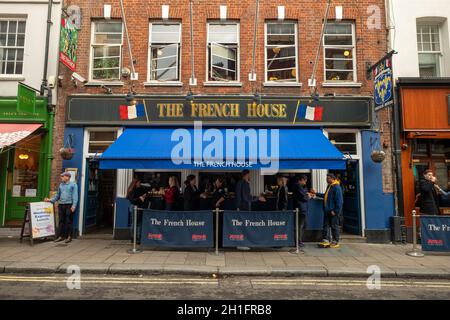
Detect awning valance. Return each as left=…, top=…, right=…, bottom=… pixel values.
left=0, top=123, right=42, bottom=149
left=99, top=127, right=346, bottom=170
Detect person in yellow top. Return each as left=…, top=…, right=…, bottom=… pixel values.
left=312, top=174, right=344, bottom=249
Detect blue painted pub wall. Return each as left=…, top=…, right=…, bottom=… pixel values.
left=61, top=127, right=84, bottom=233
left=361, top=130, right=395, bottom=232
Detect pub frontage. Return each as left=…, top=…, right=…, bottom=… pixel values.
left=62, top=94, right=395, bottom=243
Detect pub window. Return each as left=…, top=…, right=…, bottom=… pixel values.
left=265, top=22, right=298, bottom=83
left=90, top=21, right=123, bottom=81
left=0, top=19, right=26, bottom=75
left=328, top=132, right=357, bottom=155
left=88, top=131, right=118, bottom=154
left=148, top=23, right=181, bottom=82
left=323, top=22, right=356, bottom=82
left=207, top=22, right=239, bottom=82
left=417, top=23, right=442, bottom=77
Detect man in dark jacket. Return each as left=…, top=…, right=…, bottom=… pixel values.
left=235, top=170, right=252, bottom=211
left=292, top=175, right=310, bottom=247
left=316, top=173, right=344, bottom=249
left=275, top=175, right=289, bottom=211
left=419, top=170, right=440, bottom=215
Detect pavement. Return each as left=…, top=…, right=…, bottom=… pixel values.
left=0, top=238, right=449, bottom=279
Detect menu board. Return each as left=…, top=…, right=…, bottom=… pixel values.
left=29, top=202, right=56, bottom=239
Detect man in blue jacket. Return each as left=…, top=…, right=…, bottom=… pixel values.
left=315, top=173, right=343, bottom=249
left=45, top=172, right=78, bottom=243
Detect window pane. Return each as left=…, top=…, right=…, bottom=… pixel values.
left=208, top=24, right=238, bottom=43
left=324, top=35, right=353, bottom=46
left=419, top=53, right=440, bottom=77
left=211, top=66, right=236, bottom=81
left=325, top=23, right=352, bottom=35
left=7, top=48, right=15, bottom=60
left=93, top=68, right=120, bottom=80
left=326, top=70, right=354, bottom=81
left=325, top=48, right=353, bottom=60
left=334, top=144, right=357, bottom=155
left=154, top=67, right=177, bottom=81
left=12, top=135, right=41, bottom=197
left=7, top=34, right=15, bottom=46
left=151, top=24, right=180, bottom=43
left=18, top=21, right=26, bottom=33
left=328, top=133, right=356, bottom=143
left=0, top=34, right=6, bottom=46
left=16, top=34, right=25, bottom=46
left=6, top=61, right=14, bottom=74
left=326, top=59, right=354, bottom=71
left=267, top=69, right=296, bottom=81
left=93, top=46, right=120, bottom=58
left=0, top=48, right=4, bottom=60
left=267, top=23, right=295, bottom=35
left=152, top=48, right=177, bottom=69
left=93, top=56, right=120, bottom=69
left=15, top=61, right=23, bottom=74
left=0, top=21, right=7, bottom=32
left=8, top=21, right=17, bottom=33
left=90, top=131, right=117, bottom=142
left=94, top=32, right=122, bottom=44
left=267, top=34, right=295, bottom=45
left=95, top=22, right=122, bottom=33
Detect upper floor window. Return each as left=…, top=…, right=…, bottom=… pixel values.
left=323, top=22, right=356, bottom=82
left=90, top=21, right=123, bottom=81
left=265, top=22, right=298, bottom=83
left=148, top=23, right=181, bottom=82
left=207, top=22, right=239, bottom=82
left=328, top=132, right=358, bottom=156
left=417, top=23, right=442, bottom=77
left=0, top=19, right=26, bottom=75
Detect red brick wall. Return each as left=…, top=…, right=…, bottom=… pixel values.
left=52, top=0, right=390, bottom=190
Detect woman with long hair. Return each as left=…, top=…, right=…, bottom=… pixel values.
left=164, top=176, right=180, bottom=211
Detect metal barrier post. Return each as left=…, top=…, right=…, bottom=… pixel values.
left=215, top=208, right=220, bottom=256
left=406, top=210, right=424, bottom=257
left=295, top=208, right=300, bottom=254
left=128, top=205, right=142, bottom=254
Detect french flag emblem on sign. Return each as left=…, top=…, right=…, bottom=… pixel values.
left=119, top=104, right=145, bottom=120
left=298, top=104, right=323, bottom=121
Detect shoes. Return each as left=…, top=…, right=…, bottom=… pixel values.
left=298, top=242, right=305, bottom=248
left=236, top=246, right=251, bottom=251
left=64, top=237, right=72, bottom=243
left=330, top=242, right=340, bottom=249
left=318, top=240, right=330, bottom=248
left=54, top=237, right=64, bottom=243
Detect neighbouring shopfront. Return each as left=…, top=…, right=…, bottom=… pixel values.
left=0, top=95, right=54, bottom=227
left=397, top=78, right=450, bottom=230
left=64, top=94, right=394, bottom=243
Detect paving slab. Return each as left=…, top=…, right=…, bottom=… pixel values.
left=219, top=266, right=271, bottom=276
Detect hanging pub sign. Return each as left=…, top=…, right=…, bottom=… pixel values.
left=373, top=56, right=394, bottom=111
left=59, top=16, right=78, bottom=71
left=17, top=82, right=36, bottom=114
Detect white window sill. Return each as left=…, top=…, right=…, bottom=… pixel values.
left=263, top=82, right=302, bottom=87
left=203, top=81, right=242, bottom=87
left=85, top=81, right=124, bottom=87
left=322, top=82, right=362, bottom=88
left=0, top=76, right=25, bottom=81
left=144, top=81, right=183, bottom=87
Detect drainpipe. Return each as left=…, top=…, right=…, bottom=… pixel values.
left=40, top=0, right=55, bottom=197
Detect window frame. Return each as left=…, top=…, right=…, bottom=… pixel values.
left=322, top=21, right=357, bottom=83
left=0, top=18, right=27, bottom=76
left=264, top=21, right=299, bottom=84
left=206, top=21, right=240, bottom=84
left=89, top=20, right=124, bottom=82
left=417, top=22, right=443, bottom=77
left=147, top=22, right=182, bottom=83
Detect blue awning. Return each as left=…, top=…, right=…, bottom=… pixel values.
left=99, top=127, right=346, bottom=170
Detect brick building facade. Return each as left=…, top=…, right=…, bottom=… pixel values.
left=53, top=0, right=395, bottom=242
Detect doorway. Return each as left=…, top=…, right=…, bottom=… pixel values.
left=83, top=159, right=116, bottom=234
left=330, top=160, right=362, bottom=235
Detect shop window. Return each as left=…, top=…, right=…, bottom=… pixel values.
left=11, top=135, right=41, bottom=197
left=90, top=21, right=123, bottom=81
left=0, top=19, right=26, bottom=75
left=88, top=131, right=118, bottom=154
left=417, top=23, right=442, bottom=77
left=323, top=22, right=356, bottom=82
left=207, top=22, right=239, bottom=82
left=265, top=22, right=298, bottom=83
left=328, top=132, right=357, bottom=155
left=148, top=23, right=181, bottom=82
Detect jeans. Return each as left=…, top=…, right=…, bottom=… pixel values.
left=58, top=204, right=74, bottom=239
left=322, top=211, right=340, bottom=243
left=298, top=213, right=307, bottom=243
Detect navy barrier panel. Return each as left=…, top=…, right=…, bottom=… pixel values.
left=141, top=210, right=214, bottom=248
left=222, top=211, right=295, bottom=248
left=420, top=215, right=450, bottom=252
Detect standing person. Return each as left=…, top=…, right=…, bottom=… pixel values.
left=183, top=174, right=201, bottom=211
left=212, top=177, right=226, bottom=210
left=292, top=175, right=311, bottom=247
left=126, top=178, right=147, bottom=243
left=164, top=176, right=180, bottom=211
left=419, top=170, right=440, bottom=215
left=235, top=169, right=252, bottom=211
left=234, top=170, right=252, bottom=250
left=275, top=175, right=289, bottom=211
left=315, top=173, right=343, bottom=249
left=44, top=172, right=78, bottom=243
